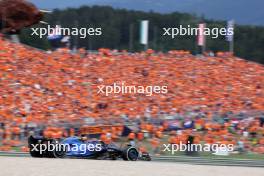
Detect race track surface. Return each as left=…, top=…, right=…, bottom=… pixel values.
left=0, top=157, right=263, bottom=176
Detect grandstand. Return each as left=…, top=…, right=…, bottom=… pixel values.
left=0, top=36, right=264, bottom=155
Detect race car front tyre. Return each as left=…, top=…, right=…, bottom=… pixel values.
left=122, top=147, right=139, bottom=161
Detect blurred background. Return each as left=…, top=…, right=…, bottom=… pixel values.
left=0, top=0, right=263, bottom=160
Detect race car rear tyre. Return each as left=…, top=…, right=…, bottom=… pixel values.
left=28, top=136, right=43, bottom=158
left=52, top=140, right=67, bottom=158
left=29, top=150, right=43, bottom=158
left=123, top=147, right=139, bottom=161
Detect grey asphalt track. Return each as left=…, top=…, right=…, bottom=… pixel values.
left=0, top=156, right=263, bottom=176
left=1, top=151, right=264, bottom=167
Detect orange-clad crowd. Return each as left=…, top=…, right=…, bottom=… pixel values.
left=0, top=36, right=263, bottom=154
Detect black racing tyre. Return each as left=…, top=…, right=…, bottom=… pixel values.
left=52, top=140, right=67, bottom=158
left=122, top=147, right=139, bottom=161
left=29, top=149, right=43, bottom=158
left=28, top=136, right=43, bottom=158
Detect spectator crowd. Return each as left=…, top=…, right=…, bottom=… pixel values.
left=0, top=36, right=263, bottom=155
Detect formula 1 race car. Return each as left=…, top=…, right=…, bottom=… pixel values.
left=28, top=136, right=151, bottom=161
